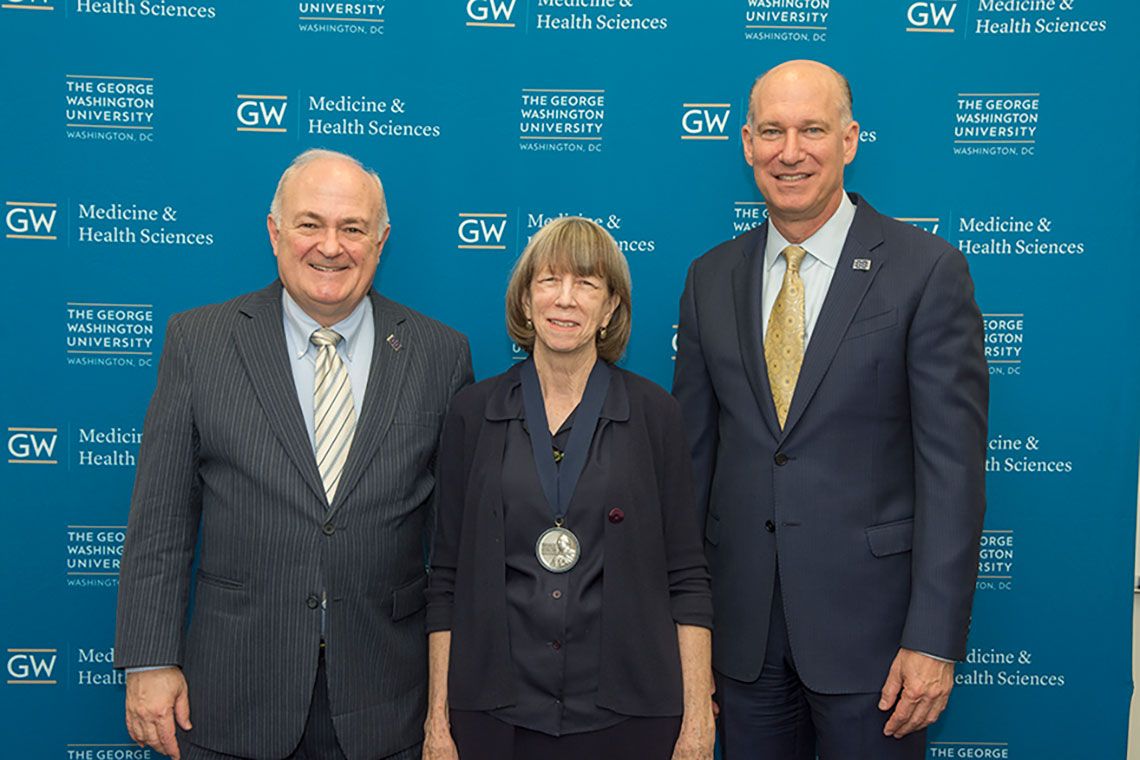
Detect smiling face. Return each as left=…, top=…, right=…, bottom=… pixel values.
left=742, top=61, right=859, bottom=241
left=267, top=156, right=389, bottom=326
left=505, top=216, right=632, bottom=363
left=524, top=267, right=618, bottom=363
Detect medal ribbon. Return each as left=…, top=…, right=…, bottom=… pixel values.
left=520, top=357, right=611, bottom=524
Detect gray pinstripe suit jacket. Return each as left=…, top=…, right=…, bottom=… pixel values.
left=114, top=281, right=472, bottom=760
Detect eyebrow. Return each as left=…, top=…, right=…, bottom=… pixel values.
left=754, top=120, right=831, bottom=134
left=293, top=211, right=370, bottom=227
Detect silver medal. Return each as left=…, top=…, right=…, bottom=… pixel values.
left=535, top=525, right=580, bottom=573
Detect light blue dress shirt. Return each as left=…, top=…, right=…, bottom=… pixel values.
left=761, top=191, right=856, bottom=347
left=282, top=289, right=376, bottom=639
left=280, top=289, right=374, bottom=450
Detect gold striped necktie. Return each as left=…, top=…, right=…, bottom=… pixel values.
left=311, top=328, right=356, bottom=504
left=765, top=245, right=808, bottom=428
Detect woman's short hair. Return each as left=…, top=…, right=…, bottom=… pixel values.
left=505, top=216, right=632, bottom=363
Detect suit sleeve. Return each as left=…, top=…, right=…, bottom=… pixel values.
left=671, top=261, right=720, bottom=530
left=448, top=336, right=475, bottom=400
left=901, top=247, right=988, bottom=660
left=114, top=316, right=203, bottom=669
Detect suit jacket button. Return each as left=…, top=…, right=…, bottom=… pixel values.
left=322, top=523, right=336, bottom=536
left=306, top=594, right=320, bottom=609
left=608, top=508, right=625, bottom=524
left=765, top=520, right=776, bottom=533
left=774, top=453, right=789, bottom=466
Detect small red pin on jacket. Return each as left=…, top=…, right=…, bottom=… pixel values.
left=386, top=333, right=402, bottom=351
left=607, top=508, right=624, bottom=524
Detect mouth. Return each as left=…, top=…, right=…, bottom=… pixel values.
left=309, top=263, right=348, bottom=273
left=548, top=318, right=579, bottom=329
left=774, top=173, right=811, bottom=182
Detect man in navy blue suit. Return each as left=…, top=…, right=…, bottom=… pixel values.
left=672, top=60, right=988, bottom=759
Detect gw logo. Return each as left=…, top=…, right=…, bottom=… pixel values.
left=466, top=0, right=517, bottom=28
left=906, top=2, right=956, bottom=32
left=236, top=94, right=288, bottom=133
left=896, top=217, right=942, bottom=236
left=6, top=648, right=58, bottom=685
left=2, top=0, right=56, bottom=11
left=5, top=201, right=58, bottom=240
left=7, top=426, right=59, bottom=464
left=680, top=103, right=731, bottom=141
left=457, top=213, right=508, bottom=250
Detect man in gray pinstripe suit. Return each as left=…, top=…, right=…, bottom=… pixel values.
left=114, top=149, right=473, bottom=760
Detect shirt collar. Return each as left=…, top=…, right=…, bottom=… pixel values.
left=764, top=191, right=856, bottom=272
left=281, top=289, right=372, bottom=362
left=486, top=358, right=630, bottom=423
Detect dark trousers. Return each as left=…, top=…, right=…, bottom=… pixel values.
left=717, top=576, right=926, bottom=760
left=450, top=709, right=682, bottom=760
left=179, top=650, right=359, bottom=760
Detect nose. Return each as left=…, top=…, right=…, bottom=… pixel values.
left=554, top=276, right=576, bottom=306
left=317, top=226, right=340, bottom=257
left=779, top=129, right=803, bottom=164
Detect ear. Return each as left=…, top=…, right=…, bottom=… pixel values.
left=842, top=119, right=860, bottom=166
left=376, top=224, right=391, bottom=257
left=602, top=294, right=620, bottom=327
left=742, top=122, right=756, bottom=166
left=267, top=214, right=280, bottom=257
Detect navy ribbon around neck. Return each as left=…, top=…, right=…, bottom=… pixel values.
left=519, top=357, right=611, bottom=524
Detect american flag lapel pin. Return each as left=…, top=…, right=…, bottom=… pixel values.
left=852, top=258, right=872, bottom=271
left=386, top=333, right=402, bottom=351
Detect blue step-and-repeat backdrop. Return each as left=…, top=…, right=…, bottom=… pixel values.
left=2, top=1, right=1138, bottom=757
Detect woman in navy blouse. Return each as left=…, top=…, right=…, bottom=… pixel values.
left=424, top=217, right=715, bottom=760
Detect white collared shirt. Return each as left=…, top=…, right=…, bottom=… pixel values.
left=761, top=192, right=857, bottom=347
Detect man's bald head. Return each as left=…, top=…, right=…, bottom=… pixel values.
left=747, top=60, right=853, bottom=129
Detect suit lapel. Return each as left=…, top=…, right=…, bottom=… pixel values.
left=328, top=290, right=408, bottom=516
left=731, top=226, right=781, bottom=438
left=780, top=197, right=886, bottom=439
left=233, top=282, right=327, bottom=506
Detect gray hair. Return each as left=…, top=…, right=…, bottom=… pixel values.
left=269, top=148, right=389, bottom=231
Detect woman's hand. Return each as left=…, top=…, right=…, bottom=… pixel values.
left=672, top=697, right=715, bottom=760
left=422, top=713, right=459, bottom=760
left=673, top=624, right=716, bottom=760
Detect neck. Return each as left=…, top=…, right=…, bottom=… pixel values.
left=769, top=189, right=845, bottom=244
left=532, top=345, right=597, bottom=404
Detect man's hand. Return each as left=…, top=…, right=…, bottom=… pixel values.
left=671, top=697, right=716, bottom=760
left=878, top=648, right=954, bottom=738
left=422, top=713, right=459, bottom=760
left=125, top=667, right=192, bottom=759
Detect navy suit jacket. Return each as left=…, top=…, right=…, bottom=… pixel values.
left=672, top=194, right=988, bottom=693
left=115, top=282, right=472, bottom=759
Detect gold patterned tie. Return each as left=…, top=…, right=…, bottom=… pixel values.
left=765, top=245, right=808, bottom=428
left=311, top=328, right=356, bottom=504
